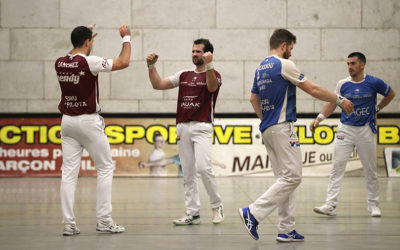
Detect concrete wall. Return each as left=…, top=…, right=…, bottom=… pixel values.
left=0, top=0, right=399, bottom=113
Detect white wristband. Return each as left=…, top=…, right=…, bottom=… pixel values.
left=336, top=95, right=344, bottom=106
left=148, top=64, right=155, bottom=70
left=317, top=113, right=326, bottom=121
left=205, top=63, right=214, bottom=71
left=122, top=35, right=131, bottom=43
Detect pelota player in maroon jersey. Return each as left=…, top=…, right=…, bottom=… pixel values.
left=55, top=24, right=131, bottom=236
left=146, top=39, right=224, bottom=225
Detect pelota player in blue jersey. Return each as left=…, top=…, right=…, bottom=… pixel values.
left=238, top=29, right=354, bottom=242
left=312, top=52, right=395, bottom=217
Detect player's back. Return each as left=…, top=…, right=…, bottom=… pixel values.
left=55, top=54, right=98, bottom=116
left=254, top=56, right=299, bottom=131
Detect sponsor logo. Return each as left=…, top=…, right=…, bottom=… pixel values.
left=181, top=102, right=200, bottom=108
left=183, top=95, right=197, bottom=100
left=257, top=79, right=272, bottom=85
left=336, top=135, right=344, bottom=140
left=299, top=73, right=305, bottom=81
left=101, top=58, right=109, bottom=68
left=350, top=107, right=370, bottom=117
left=258, top=63, right=274, bottom=70
left=57, top=61, right=79, bottom=68
left=181, top=95, right=201, bottom=109
left=261, top=99, right=274, bottom=111
left=57, top=72, right=80, bottom=84
left=289, top=140, right=300, bottom=147
left=64, top=101, right=87, bottom=108
left=65, top=96, right=77, bottom=101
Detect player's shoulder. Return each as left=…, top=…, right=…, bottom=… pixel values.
left=174, top=69, right=194, bottom=78
left=180, top=68, right=195, bottom=74
left=337, top=76, right=352, bottom=86
left=85, top=55, right=104, bottom=63
left=56, top=55, right=67, bottom=61
left=279, top=57, right=297, bottom=70
left=55, top=54, right=73, bottom=63
left=262, top=55, right=283, bottom=64
left=256, top=56, right=284, bottom=71
left=365, top=74, right=383, bottom=83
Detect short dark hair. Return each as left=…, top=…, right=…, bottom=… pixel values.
left=194, top=38, right=214, bottom=53
left=348, top=52, right=366, bottom=64
left=152, top=131, right=163, bottom=142
left=269, top=29, right=296, bottom=50
left=71, top=26, right=93, bottom=48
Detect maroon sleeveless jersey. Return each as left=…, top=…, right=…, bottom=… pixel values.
left=55, top=54, right=104, bottom=116
left=174, top=70, right=222, bottom=124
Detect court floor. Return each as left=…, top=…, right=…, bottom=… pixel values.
left=1, top=176, right=399, bottom=250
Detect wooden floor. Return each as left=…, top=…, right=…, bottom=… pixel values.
left=1, top=176, right=399, bottom=250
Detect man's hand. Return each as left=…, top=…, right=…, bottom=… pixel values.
left=119, top=24, right=130, bottom=38
left=339, top=98, right=354, bottom=114
left=202, top=52, right=213, bottom=65
left=146, top=53, right=159, bottom=67
left=309, top=119, right=320, bottom=133
left=138, top=161, right=146, bottom=169
left=88, top=24, right=98, bottom=39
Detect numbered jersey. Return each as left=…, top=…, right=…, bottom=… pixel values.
left=335, top=74, right=391, bottom=126
left=169, top=69, right=222, bottom=124
left=55, top=53, right=113, bottom=116
left=251, top=55, right=307, bottom=132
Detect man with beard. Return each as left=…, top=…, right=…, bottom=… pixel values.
left=238, top=29, right=354, bottom=242
left=146, top=39, right=224, bottom=225
left=55, top=24, right=131, bottom=236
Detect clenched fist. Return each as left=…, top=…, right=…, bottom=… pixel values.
left=146, top=53, right=159, bottom=67
left=202, top=51, right=213, bottom=65
left=119, top=24, right=131, bottom=38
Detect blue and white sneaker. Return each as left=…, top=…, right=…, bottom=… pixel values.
left=238, top=207, right=259, bottom=240
left=276, top=230, right=305, bottom=242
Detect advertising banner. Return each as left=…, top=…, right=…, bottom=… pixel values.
left=384, top=148, right=400, bottom=177
left=0, top=116, right=399, bottom=177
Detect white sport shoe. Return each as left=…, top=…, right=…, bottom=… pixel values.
left=173, top=214, right=201, bottom=226
left=368, top=205, right=381, bottom=217
left=63, top=224, right=80, bottom=236
left=313, top=204, right=337, bottom=216
left=212, top=205, right=224, bottom=224
left=96, top=220, right=125, bottom=233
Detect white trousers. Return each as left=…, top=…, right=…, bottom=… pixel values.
left=176, top=121, right=222, bottom=216
left=325, top=123, right=379, bottom=207
left=249, top=122, right=302, bottom=234
left=60, top=114, right=114, bottom=225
